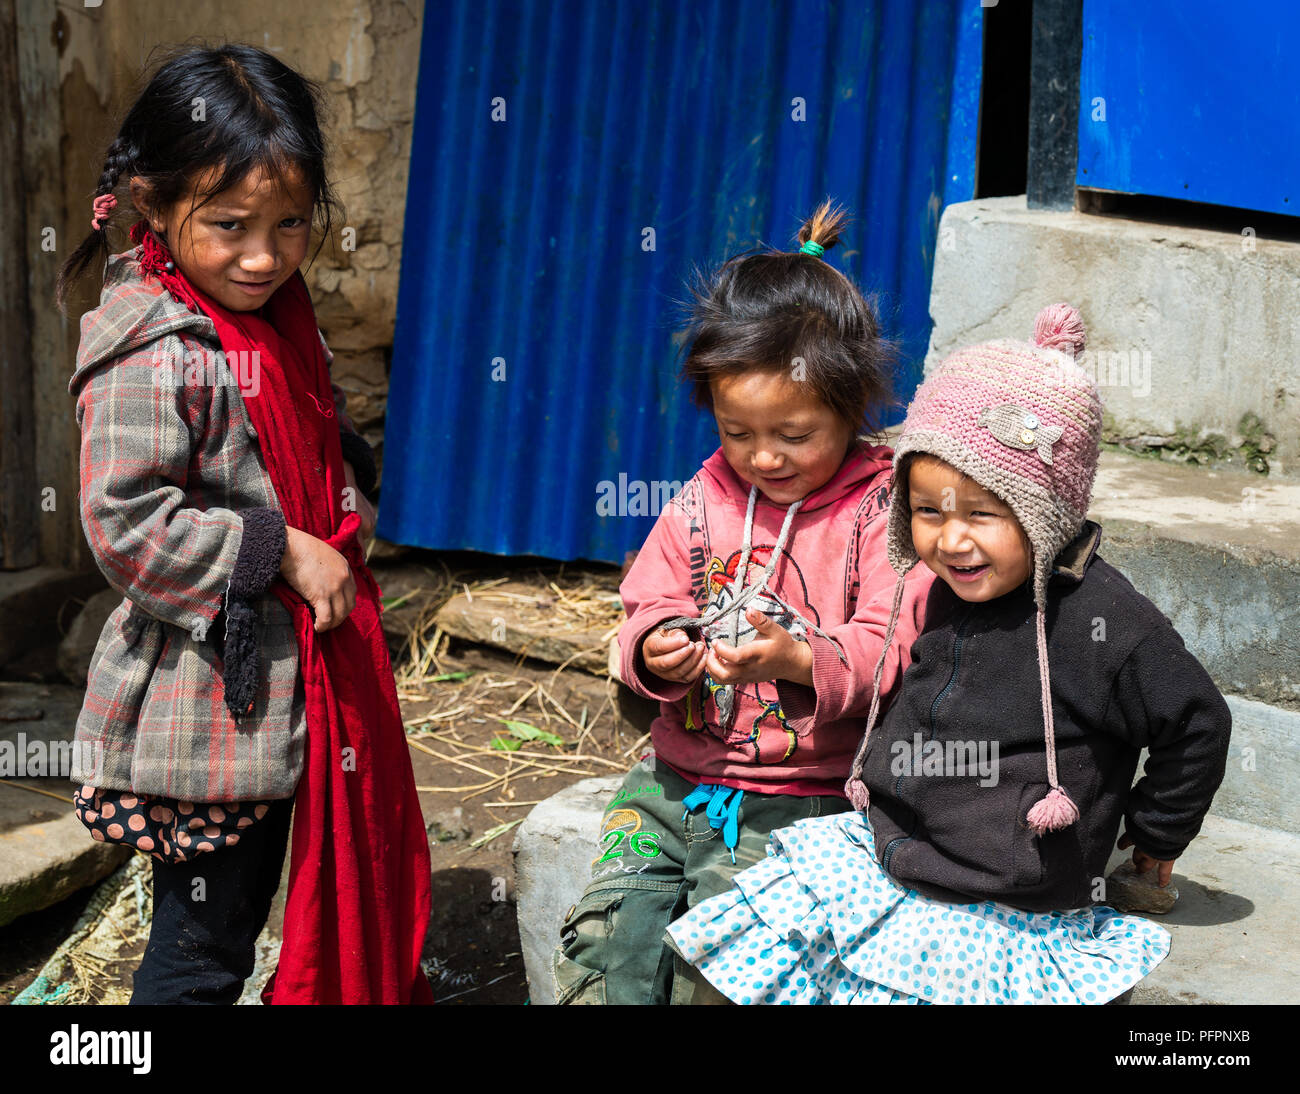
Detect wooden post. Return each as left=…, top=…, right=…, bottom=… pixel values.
left=0, top=0, right=36, bottom=569
left=1027, top=0, right=1083, bottom=211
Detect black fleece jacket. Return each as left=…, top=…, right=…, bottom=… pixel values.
left=862, top=520, right=1231, bottom=912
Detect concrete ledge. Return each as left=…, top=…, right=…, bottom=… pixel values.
left=0, top=681, right=131, bottom=926
left=0, top=810, right=129, bottom=928
left=930, top=196, right=1300, bottom=474
left=1092, top=447, right=1300, bottom=562
left=513, top=775, right=621, bottom=1005
left=1088, top=448, right=1300, bottom=714
left=515, top=776, right=1299, bottom=1005
left=1108, top=814, right=1300, bottom=1005
left=1212, top=697, right=1300, bottom=835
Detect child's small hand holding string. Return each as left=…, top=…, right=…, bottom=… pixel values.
left=706, top=608, right=814, bottom=687
left=1116, top=834, right=1177, bottom=887
left=643, top=626, right=708, bottom=684
left=281, top=526, right=357, bottom=632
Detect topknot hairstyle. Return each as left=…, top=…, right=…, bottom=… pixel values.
left=678, top=198, right=895, bottom=434
left=56, top=43, right=341, bottom=310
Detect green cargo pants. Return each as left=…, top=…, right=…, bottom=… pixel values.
left=553, top=755, right=851, bottom=1005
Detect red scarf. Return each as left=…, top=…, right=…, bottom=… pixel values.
left=129, top=223, right=434, bottom=1004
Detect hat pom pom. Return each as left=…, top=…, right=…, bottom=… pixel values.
left=846, top=777, right=870, bottom=812
left=1033, top=303, right=1086, bottom=359
left=1026, top=785, right=1079, bottom=836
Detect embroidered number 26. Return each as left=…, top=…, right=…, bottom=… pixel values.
left=597, top=829, right=662, bottom=864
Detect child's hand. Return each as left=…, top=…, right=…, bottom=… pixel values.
left=1116, top=834, right=1177, bottom=887
left=706, top=608, right=814, bottom=687
left=280, top=525, right=357, bottom=632
left=341, top=460, right=378, bottom=542
left=643, top=626, right=707, bottom=684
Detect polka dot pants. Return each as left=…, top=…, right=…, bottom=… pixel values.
left=74, top=785, right=275, bottom=864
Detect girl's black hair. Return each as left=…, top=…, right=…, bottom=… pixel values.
left=679, top=199, right=897, bottom=435
left=56, top=43, right=341, bottom=310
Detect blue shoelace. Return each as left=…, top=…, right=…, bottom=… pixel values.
left=682, top=783, right=745, bottom=864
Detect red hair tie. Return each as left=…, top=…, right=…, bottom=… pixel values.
left=91, top=193, right=118, bottom=231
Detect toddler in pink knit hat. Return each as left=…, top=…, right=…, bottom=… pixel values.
left=666, top=305, right=1232, bottom=1005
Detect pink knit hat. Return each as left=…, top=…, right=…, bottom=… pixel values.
left=846, top=304, right=1103, bottom=835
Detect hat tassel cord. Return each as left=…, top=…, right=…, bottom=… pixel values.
left=1025, top=607, right=1080, bottom=835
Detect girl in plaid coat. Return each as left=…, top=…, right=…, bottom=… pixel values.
left=57, top=45, right=432, bottom=1005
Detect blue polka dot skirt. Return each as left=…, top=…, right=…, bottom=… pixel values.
left=666, top=812, right=1170, bottom=1005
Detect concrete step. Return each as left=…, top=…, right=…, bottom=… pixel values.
left=514, top=776, right=1300, bottom=1005
left=1090, top=446, right=1300, bottom=715
left=928, top=195, right=1300, bottom=474
left=0, top=808, right=129, bottom=931
left=0, top=681, right=126, bottom=928
left=1209, top=696, right=1300, bottom=835
left=1085, top=447, right=1300, bottom=838
left=1108, top=814, right=1299, bottom=1005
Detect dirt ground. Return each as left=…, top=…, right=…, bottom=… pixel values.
left=0, top=550, right=640, bottom=1006
left=407, top=641, right=642, bottom=1004
left=0, top=887, right=96, bottom=1004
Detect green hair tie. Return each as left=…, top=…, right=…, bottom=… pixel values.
left=799, top=240, right=825, bottom=257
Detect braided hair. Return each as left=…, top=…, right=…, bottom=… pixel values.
left=56, top=43, right=341, bottom=310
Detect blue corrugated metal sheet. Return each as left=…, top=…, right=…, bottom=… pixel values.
left=380, top=0, right=981, bottom=562
left=1078, top=1, right=1299, bottom=214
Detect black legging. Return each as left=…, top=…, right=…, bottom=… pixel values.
left=130, top=798, right=293, bottom=1005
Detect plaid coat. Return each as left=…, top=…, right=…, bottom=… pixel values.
left=69, top=248, right=366, bottom=801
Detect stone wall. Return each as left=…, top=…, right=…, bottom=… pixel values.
left=19, top=0, right=423, bottom=569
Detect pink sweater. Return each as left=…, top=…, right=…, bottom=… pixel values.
left=618, top=441, right=934, bottom=796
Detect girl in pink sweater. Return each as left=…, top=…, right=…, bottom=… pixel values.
left=553, top=202, right=933, bottom=1004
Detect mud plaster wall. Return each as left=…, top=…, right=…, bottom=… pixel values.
left=23, top=0, right=423, bottom=570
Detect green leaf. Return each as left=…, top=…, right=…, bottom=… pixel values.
left=490, top=736, right=523, bottom=752
left=499, top=720, right=565, bottom=747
